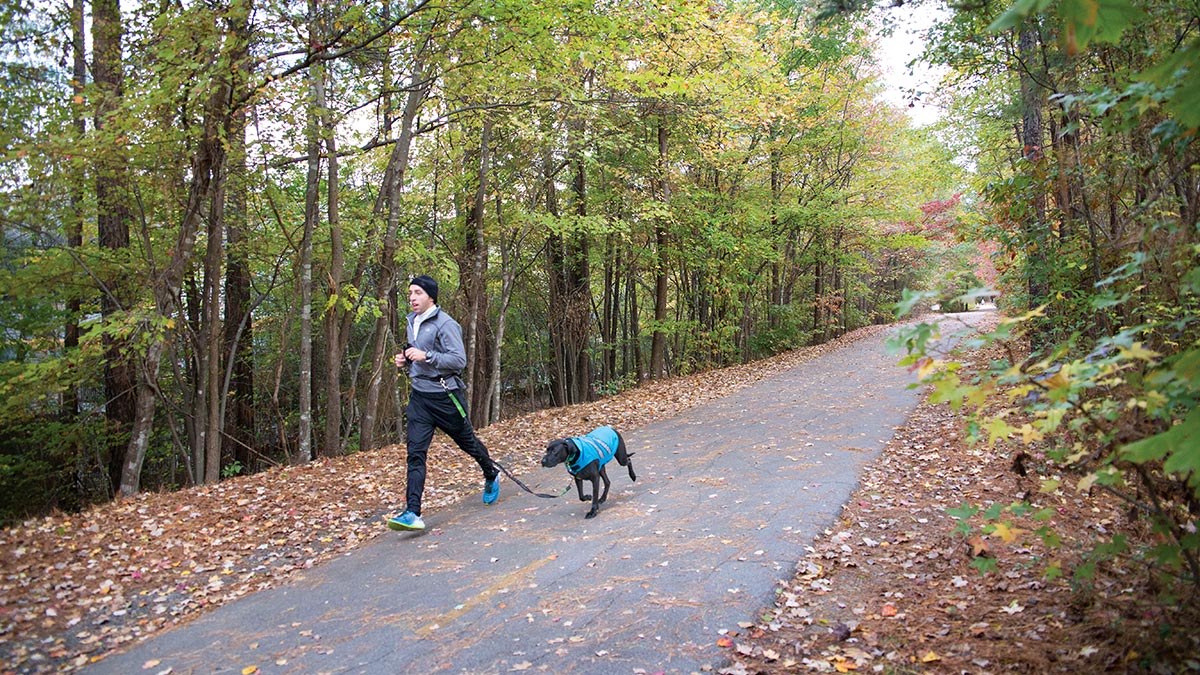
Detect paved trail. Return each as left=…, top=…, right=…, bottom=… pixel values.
left=84, top=318, right=963, bottom=675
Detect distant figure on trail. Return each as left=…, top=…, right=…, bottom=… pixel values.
left=387, top=275, right=500, bottom=531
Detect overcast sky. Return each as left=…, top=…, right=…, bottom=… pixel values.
left=873, top=4, right=948, bottom=127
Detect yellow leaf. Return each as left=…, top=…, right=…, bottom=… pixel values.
left=992, top=522, right=1022, bottom=544
left=921, top=651, right=941, bottom=662
left=1118, top=342, right=1160, bottom=362
left=916, top=357, right=939, bottom=380
left=242, top=667, right=259, bottom=675
left=1019, top=423, right=1044, bottom=444
left=1041, top=370, right=1069, bottom=389
left=1019, top=305, right=1047, bottom=321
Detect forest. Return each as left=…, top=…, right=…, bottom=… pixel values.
left=0, top=0, right=1196, bottom=597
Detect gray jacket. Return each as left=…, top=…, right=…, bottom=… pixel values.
left=404, top=307, right=467, bottom=393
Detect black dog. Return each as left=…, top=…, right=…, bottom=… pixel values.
left=541, top=425, right=636, bottom=518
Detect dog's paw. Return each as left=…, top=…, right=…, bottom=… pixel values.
left=585, top=510, right=598, bottom=519
left=579, top=494, right=592, bottom=502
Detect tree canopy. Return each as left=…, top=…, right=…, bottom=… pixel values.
left=0, top=0, right=957, bottom=517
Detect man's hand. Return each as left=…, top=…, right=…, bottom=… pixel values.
left=403, top=346, right=428, bottom=363
left=394, top=352, right=407, bottom=368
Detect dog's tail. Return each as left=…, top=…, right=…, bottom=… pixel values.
left=621, top=451, right=636, bottom=482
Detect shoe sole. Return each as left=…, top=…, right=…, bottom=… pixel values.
left=386, top=519, right=424, bottom=531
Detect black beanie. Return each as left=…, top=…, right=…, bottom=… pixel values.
left=410, top=275, right=439, bottom=303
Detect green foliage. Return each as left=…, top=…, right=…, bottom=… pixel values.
left=0, top=0, right=963, bottom=515
left=0, top=415, right=111, bottom=526
left=895, top=244, right=1200, bottom=593
left=221, top=460, right=244, bottom=479
left=985, top=0, right=1200, bottom=129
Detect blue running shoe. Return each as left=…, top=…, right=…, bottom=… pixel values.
left=387, top=511, right=425, bottom=531
left=483, top=474, right=501, bottom=505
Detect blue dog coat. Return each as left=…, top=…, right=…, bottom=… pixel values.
left=567, top=426, right=620, bottom=476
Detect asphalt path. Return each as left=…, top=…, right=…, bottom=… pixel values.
left=82, top=317, right=962, bottom=675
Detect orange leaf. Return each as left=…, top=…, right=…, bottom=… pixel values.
left=880, top=603, right=898, bottom=617
left=969, top=536, right=991, bottom=557
left=716, top=637, right=734, bottom=648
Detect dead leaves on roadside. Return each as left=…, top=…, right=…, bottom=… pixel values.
left=0, top=324, right=897, bottom=674
left=715, top=327, right=1200, bottom=675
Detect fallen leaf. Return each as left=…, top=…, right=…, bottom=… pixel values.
left=832, top=656, right=857, bottom=672
left=142, top=660, right=161, bottom=669
left=968, top=537, right=991, bottom=557
left=880, top=603, right=898, bottom=617
left=992, top=522, right=1022, bottom=544
left=921, top=651, right=940, bottom=662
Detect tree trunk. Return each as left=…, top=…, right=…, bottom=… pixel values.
left=649, top=117, right=670, bottom=380
left=297, top=34, right=322, bottom=465
left=122, top=84, right=230, bottom=495
left=566, top=140, right=592, bottom=402
left=626, top=249, right=642, bottom=379
left=1018, top=21, right=1051, bottom=349
left=201, top=155, right=226, bottom=484
left=321, top=46, right=344, bottom=457
left=488, top=192, right=522, bottom=425
left=221, top=0, right=254, bottom=475
left=64, top=0, right=86, bottom=425
left=224, top=85, right=254, bottom=474
left=462, top=116, right=493, bottom=425
left=545, top=137, right=592, bottom=404
left=544, top=147, right=567, bottom=406
left=601, top=231, right=618, bottom=386
left=93, top=0, right=136, bottom=496
left=361, top=62, right=426, bottom=452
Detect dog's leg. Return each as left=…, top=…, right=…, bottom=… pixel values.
left=597, top=465, right=612, bottom=504
left=575, top=477, right=588, bottom=502
left=586, top=475, right=601, bottom=518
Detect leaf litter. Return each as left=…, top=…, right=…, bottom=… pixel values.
left=715, top=320, right=1199, bottom=675
left=2, top=318, right=1196, bottom=673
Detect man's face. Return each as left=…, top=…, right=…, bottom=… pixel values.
left=409, top=284, right=434, bottom=314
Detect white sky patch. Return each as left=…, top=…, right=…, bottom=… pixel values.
left=872, top=4, right=950, bottom=127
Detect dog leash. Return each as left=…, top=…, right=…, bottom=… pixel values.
left=401, top=368, right=568, bottom=498
left=492, top=460, right=572, bottom=498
